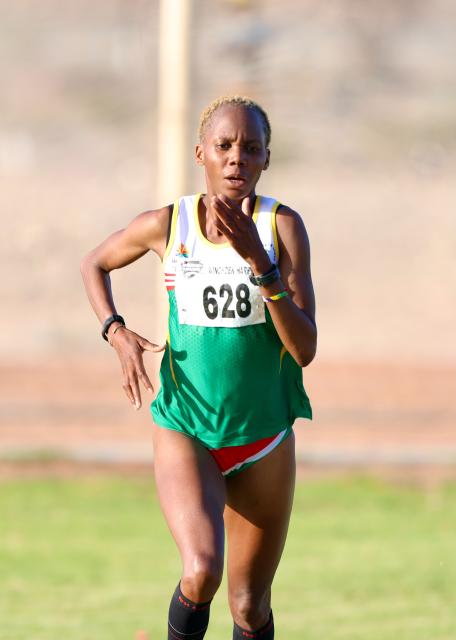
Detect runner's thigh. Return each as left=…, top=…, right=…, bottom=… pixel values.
left=224, top=431, right=296, bottom=610
left=152, top=424, right=226, bottom=573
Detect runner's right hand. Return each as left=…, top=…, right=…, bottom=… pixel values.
left=109, top=326, right=165, bottom=409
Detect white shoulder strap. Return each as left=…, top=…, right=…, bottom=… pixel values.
left=162, top=194, right=199, bottom=268
left=255, top=195, right=281, bottom=263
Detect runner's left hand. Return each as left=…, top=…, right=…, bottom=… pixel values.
left=212, top=195, right=271, bottom=273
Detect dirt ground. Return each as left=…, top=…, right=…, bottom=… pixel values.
left=1, top=358, right=455, bottom=486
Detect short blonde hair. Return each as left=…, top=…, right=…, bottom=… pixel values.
left=198, top=95, right=271, bottom=146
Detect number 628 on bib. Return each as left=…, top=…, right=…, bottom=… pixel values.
left=175, top=274, right=266, bottom=328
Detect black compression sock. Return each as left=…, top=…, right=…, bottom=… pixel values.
left=167, top=582, right=212, bottom=640
left=233, top=610, right=274, bottom=639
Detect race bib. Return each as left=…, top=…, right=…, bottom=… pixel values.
left=175, top=261, right=266, bottom=327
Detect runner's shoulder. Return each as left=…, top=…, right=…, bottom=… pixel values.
left=275, top=203, right=308, bottom=235
left=274, top=202, right=311, bottom=264
left=126, top=204, right=172, bottom=252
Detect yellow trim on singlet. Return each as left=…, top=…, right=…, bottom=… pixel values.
left=166, top=332, right=179, bottom=389
left=194, top=193, right=261, bottom=249
left=252, top=196, right=261, bottom=223
left=168, top=342, right=179, bottom=388
left=271, top=200, right=280, bottom=260
left=162, top=200, right=179, bottom=263
left=279, top=344, right=287, bottom=373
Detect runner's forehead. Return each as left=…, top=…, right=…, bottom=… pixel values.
left=207, top=106, right=266, bottom=143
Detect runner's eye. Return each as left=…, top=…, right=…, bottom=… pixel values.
left=217, top=142, right=230, bottom=150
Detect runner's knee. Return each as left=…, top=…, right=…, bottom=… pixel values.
left=229, top=587, right=271, bottom=630
left=181, top=554, right=223, bottom=601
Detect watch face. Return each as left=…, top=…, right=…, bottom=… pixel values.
left=249, top=266, right=278, bottom=287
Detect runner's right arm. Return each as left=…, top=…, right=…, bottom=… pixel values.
left=80, top=206, right=170, bottom=408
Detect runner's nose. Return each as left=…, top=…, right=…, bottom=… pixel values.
left=228, top=145, right=247, bottom=166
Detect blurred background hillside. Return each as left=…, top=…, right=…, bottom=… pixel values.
left=1, top=0, right=455, bottom=473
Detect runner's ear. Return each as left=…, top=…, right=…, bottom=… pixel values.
left=195, top=144, right=204, bottom=166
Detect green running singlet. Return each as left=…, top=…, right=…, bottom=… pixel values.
left=151, top=193, right=312, bottom=448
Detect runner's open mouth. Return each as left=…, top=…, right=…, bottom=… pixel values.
left=225, top=176, right=247, bottom=184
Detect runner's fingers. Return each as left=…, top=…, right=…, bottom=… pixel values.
left=139, top=337, right=166, bottom=352
left=213, top=198, right=240, bottom=229
left=215, top=218, right=231, bottom=235
left=217, top=193, right=239, bottom=213
left=214, top=199, right=250, bottom=235
left=137, top=364, right=154, bottom=394
left=122, top=378, right=135, bottom=406
left=132, top=374, right=142, bottom=409
left=214, top=206, right=238, bottom=233
left=213, top=195, right=233, bottom=213
left=214, top=215, right=235, bottom=238
left=218, top=194, right=249, bottom=225
left=117, top=340, right=159, bottom=404
left=241, top=196, right=251, bottom=216
left=126, top=366, right=141, bottom=409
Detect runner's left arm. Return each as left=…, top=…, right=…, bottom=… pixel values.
left=260, top=205, right=317, bottom=367
left=212, top=196, right=317, bottom=367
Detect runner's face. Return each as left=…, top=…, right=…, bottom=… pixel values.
left=196, top=105, right=270, bottom=201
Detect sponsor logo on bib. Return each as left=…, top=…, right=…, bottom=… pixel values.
left=177, top=243, right=189, bottom=258
left=181, top=260, right=204, bottom=278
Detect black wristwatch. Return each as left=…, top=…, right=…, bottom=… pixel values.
left=101, top=314, right=125, bottom=341
left=249, top=264, right=280, bottom=287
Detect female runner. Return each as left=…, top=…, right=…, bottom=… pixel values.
left=81, top=96, right=317, bottom=639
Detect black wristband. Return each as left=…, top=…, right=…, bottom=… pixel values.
left=101, top=314, right=125, bottom=341
left=249, top=264, right=280, bottom=287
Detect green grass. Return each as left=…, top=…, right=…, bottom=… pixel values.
left=1, top=475, right=455, bottom=640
